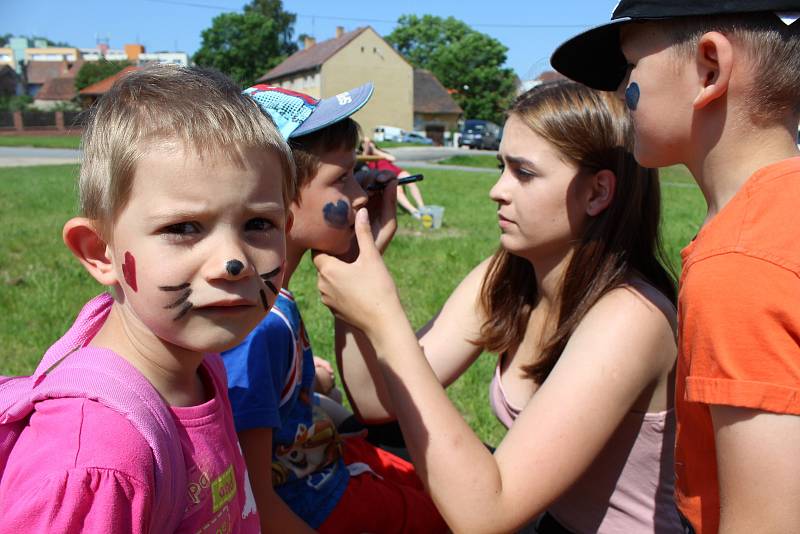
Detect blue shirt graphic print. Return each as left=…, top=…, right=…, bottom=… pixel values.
left=222, top=288, right=349, bottom=528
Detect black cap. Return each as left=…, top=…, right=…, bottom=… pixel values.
left=551, top=0, right=800, bottom=91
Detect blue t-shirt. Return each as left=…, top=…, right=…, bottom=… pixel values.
left=222, top=289, right=349, bottom=528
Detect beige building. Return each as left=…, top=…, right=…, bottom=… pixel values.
left=257, top=27, right=414, bottom=137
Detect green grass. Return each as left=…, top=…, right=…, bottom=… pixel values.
left=0, top=135, right=81, bottom=149
left=0, top=164, right=705, bottom=446
left=437, top=154, right=499, bottom=168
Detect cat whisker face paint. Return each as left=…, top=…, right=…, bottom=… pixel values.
left=160, top=282, right=193, bottom=321
left=322, top=199, right=351, bottom=229
left=259, top=264, right=282, bottom=310
left=625, top=82, right=640, bottom=111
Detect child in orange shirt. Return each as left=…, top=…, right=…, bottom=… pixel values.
left=552, top=2, right=800, bottom=532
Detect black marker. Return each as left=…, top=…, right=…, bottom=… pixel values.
left=366, top=174, right=424, bottom=191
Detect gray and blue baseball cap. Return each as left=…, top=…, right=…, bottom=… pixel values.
left=244, top=82, right=374, bottom=140
left=551, top=0, right=800, bottom=91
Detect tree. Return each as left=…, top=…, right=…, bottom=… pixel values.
left=193, top=0, right=297, bottom=87
left=74, top=59, right=132, bottom=92
left=387, top=15, right=517, bottom=124
left=244, top=0, right=298, bottom=57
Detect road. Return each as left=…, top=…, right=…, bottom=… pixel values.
left=0, top=147, right=81, bottom=167
left=0, top=145, right=497, bottom=170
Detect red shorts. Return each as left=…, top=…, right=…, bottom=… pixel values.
left=318, top=436, right=448, bottom=534
left=367, top=159, right=404, bottom=176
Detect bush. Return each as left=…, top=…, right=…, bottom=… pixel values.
left=0, top=95, right=33, bottom=112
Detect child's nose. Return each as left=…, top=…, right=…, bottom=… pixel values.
left=206, top=242, right=253, bottom=281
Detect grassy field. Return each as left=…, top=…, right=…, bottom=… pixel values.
left=438, top=154, right=499, bottom=168
left=0, top=163, right=705, bottom=446
left=0, top=135, right=81, bottom=149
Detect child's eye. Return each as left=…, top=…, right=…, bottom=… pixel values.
left=497, top=162, right=505, bottom=171
left=162, top=222, right=201, bottom=235
left=245, top=218, right=275, bottom=232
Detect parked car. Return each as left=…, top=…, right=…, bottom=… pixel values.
left=373, top=125, right=404, bottom=142
left=400, top=131, right=434, bottom=145
left=459, top=119, right=501, bottom=150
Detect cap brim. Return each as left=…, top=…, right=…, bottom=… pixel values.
left=551, top=18, right=632, bottom=92
left=290, top=82, right=374, bottom=138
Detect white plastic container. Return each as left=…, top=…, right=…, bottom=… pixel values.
left=419, top=205, right=444, bottom=229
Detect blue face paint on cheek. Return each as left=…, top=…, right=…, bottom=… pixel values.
left=625, top=82, right=640, bottom=111
left=322, top=200, right=351, bottom=229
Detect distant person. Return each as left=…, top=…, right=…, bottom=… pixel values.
left=361, top=136, right=427, bottom=218
left=315, top=81, right=682, bottom=533
left=0, top=65, right=293, bottom=532
left=552, top=2, right=800, bottom=533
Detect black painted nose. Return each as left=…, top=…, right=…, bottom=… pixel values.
left=226, top=259, right=244, bottom=276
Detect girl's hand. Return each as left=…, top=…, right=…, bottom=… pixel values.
left=313, top=208, right=402, bottom=336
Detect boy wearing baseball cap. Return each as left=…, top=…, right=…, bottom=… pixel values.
left=553, top=2, right=800, bottom=533
left=222, top=84, right=446, bottom=533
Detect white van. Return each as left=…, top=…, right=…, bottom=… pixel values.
left=373, top=125, right=404, bottom=142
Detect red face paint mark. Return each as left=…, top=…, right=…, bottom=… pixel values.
left=122, top=251, right=138, bottom=292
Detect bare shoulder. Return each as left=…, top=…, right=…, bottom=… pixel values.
left=567, top=278, right=677, bottom=375
left=586, top=278, right=675, bottom=333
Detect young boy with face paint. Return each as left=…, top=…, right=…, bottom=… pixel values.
left=221, top=85, right=447, bottom=533
left=0, top=66, right=294, bottom=531
left=552, top=2, right=800, bottom=533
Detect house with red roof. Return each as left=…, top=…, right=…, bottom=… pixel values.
left=78, top=65, right=141, bottom=107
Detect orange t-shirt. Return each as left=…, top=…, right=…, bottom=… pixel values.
left=675, top=157, right=800, bottom=533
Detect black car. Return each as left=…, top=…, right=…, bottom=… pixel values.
left=459, top=119, right=502, bottom=150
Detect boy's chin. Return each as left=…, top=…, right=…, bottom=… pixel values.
left=315, top=237, right=356, bottom=259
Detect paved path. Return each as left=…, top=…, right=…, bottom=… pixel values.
left=0, top=146, right=698, bottom=189
left=0, top=147, right=80, bottom=167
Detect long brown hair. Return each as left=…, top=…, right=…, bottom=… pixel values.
left=477, top=80, right=676, bottom=384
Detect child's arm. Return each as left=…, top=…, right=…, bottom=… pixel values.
left=334, top=257, right=489, bottom=422
left=238, top=427, right=316, bottom=534
left=681, top=253, right=800, bottom=533
left=712, top=407, right=800, bottom=532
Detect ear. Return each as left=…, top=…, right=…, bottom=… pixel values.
left=692, top=31, right=733, bottom=110
left=63, top=217, right=119, bottom=286
left=586, top=169, right=616, bottom=216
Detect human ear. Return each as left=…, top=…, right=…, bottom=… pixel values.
left=693, top=31, right=733, bottom=110
left=63, top=217, right=119, bottom=286
left=586, top=169, right=616, bottom=216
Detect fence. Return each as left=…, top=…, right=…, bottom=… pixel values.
left=0, top=111, right=86, bottom=132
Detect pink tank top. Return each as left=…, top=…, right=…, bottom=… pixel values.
left=489, top=362, right=682, bottom=533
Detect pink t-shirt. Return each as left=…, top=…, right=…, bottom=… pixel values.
left=0, top=362, right=259, bottom=533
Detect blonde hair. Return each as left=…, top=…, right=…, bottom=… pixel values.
left=663, top=13, right=800, bottom=125
left=79, top=64, right=296, bottom=231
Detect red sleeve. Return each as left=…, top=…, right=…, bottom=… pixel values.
left=681, top=252, right=800, bottom=414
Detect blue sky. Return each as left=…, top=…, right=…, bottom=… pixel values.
left=3, top=0, right=617, bottom=80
